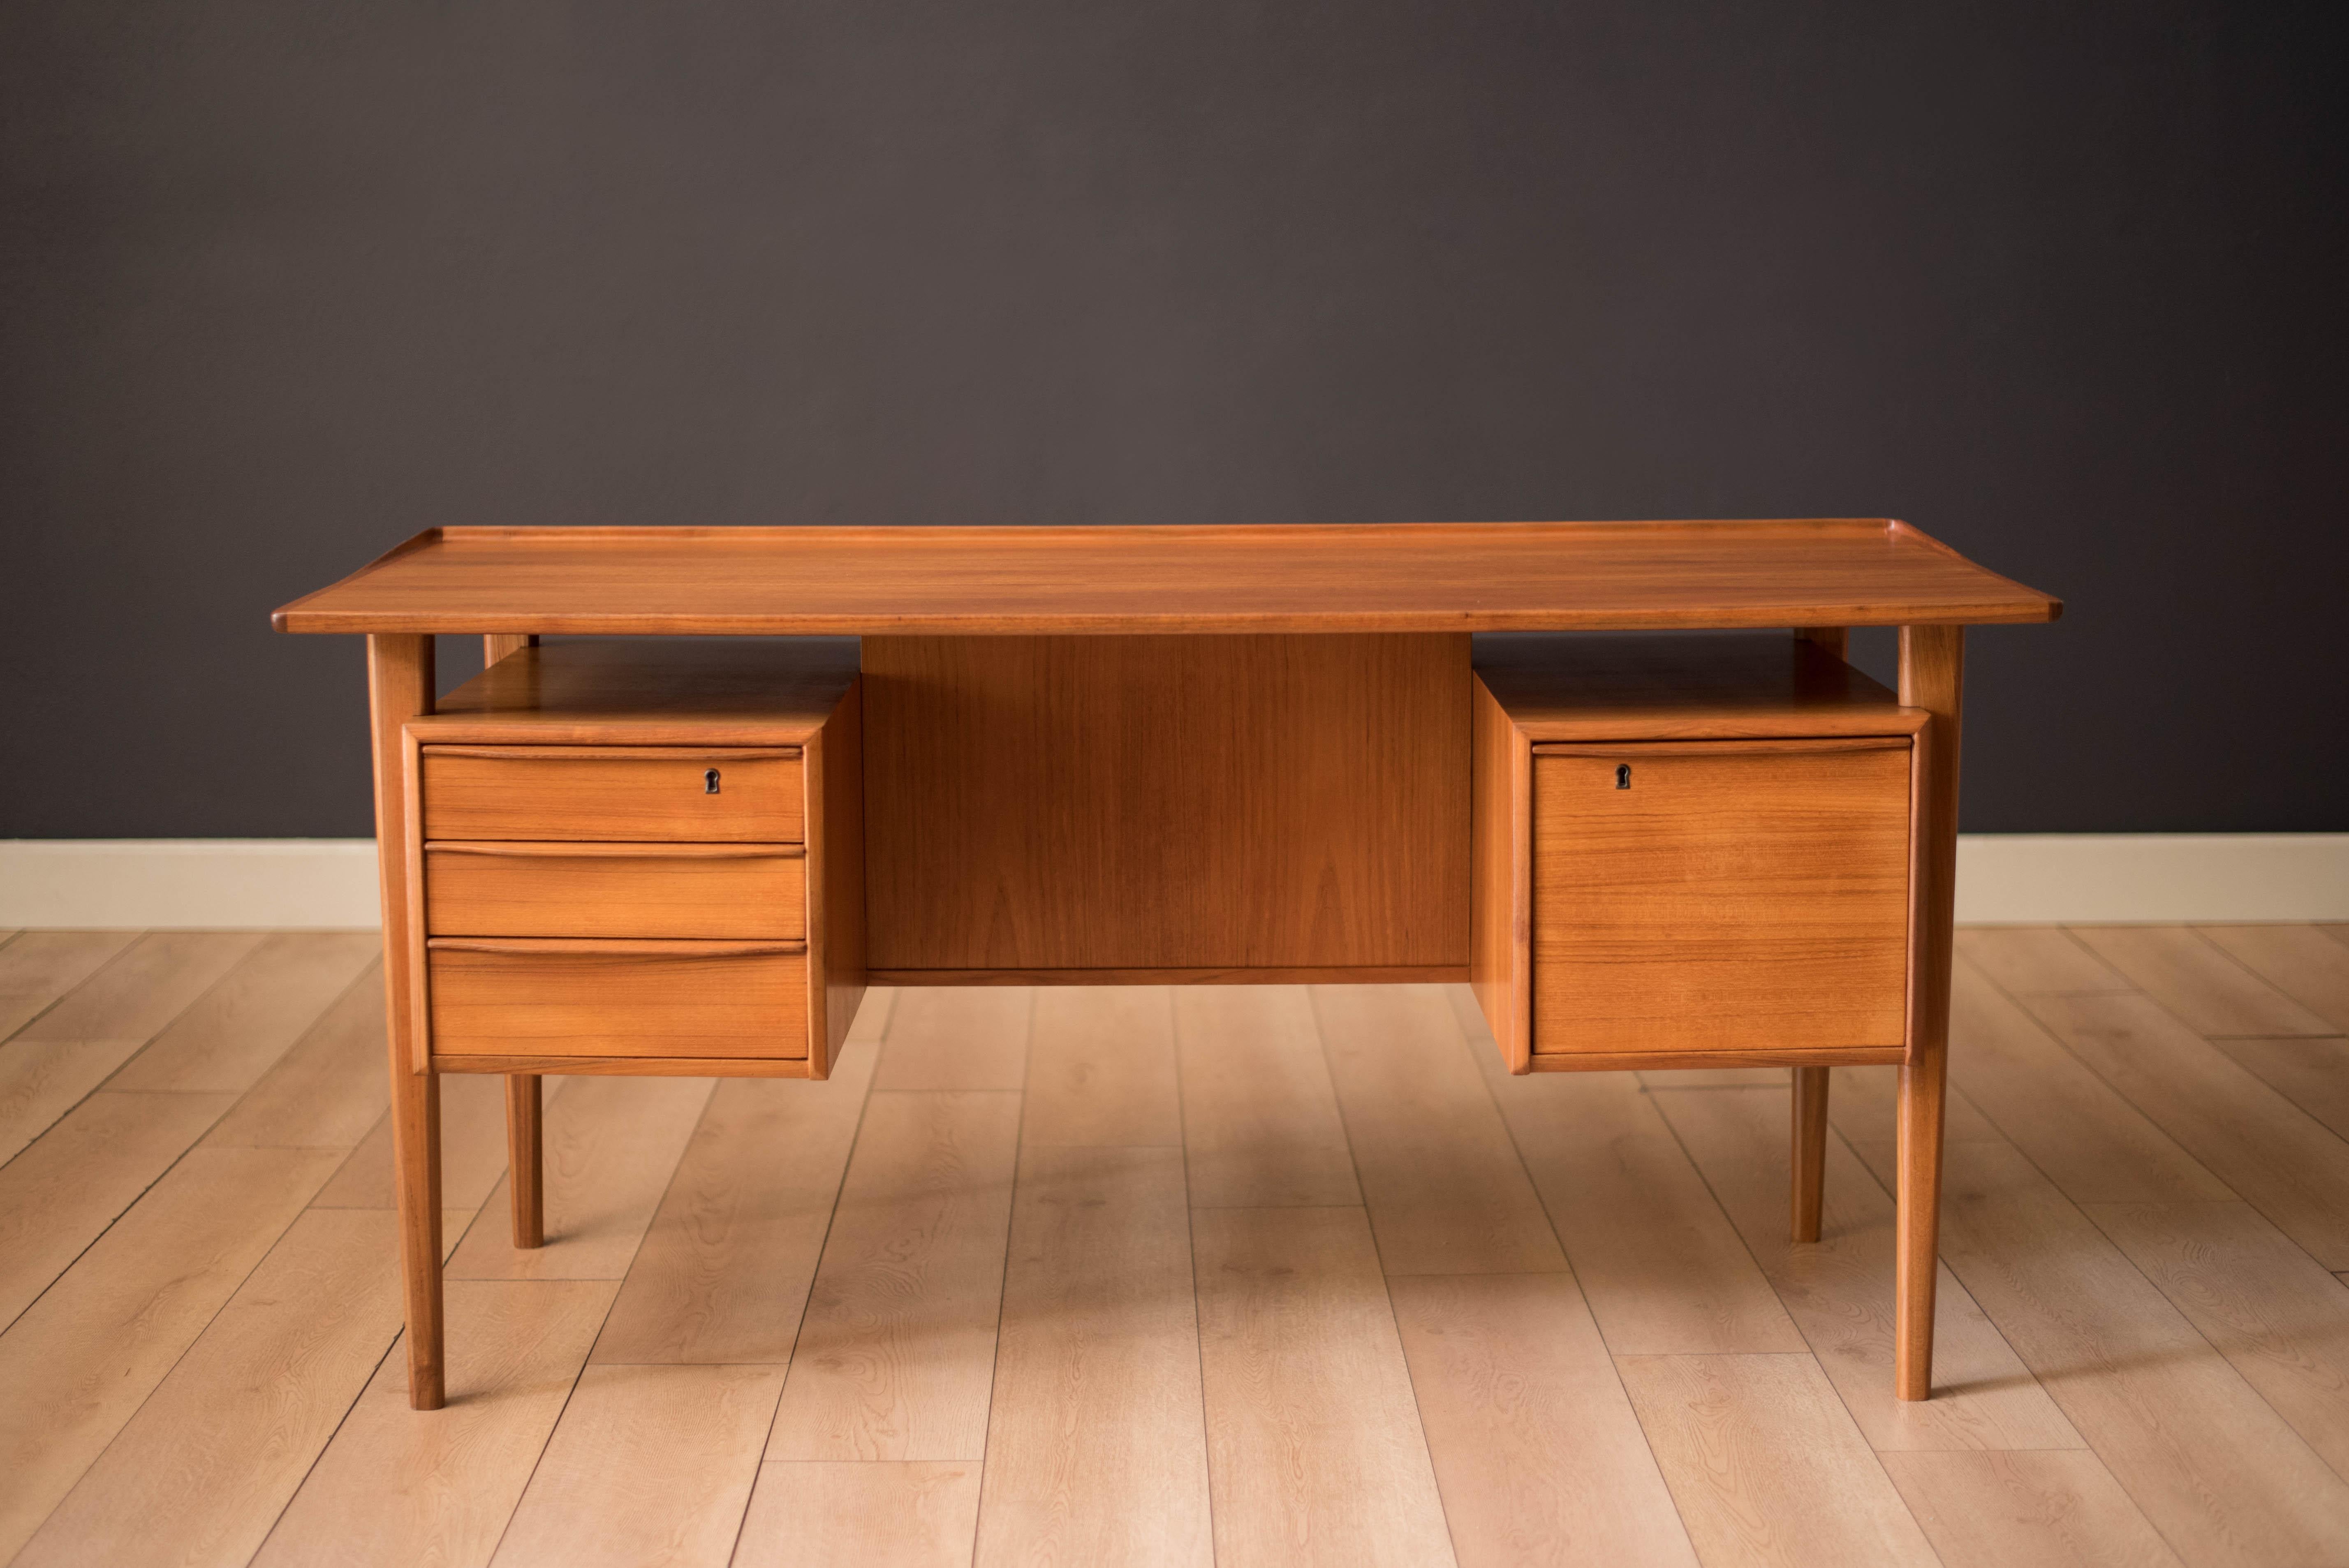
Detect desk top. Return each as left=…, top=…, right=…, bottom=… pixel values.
left=274, top=520, right=2060, bottom=635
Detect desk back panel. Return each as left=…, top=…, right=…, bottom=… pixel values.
left=862, top=634, right=1471, bottom=976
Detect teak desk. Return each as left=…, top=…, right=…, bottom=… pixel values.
left=275, top=520, right=2061, bottom=1410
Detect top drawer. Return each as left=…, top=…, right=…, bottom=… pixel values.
left=420, top=746, right=803, bottom=842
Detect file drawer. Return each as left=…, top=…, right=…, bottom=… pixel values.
left=1530, top=738, right=1912, bottom=1057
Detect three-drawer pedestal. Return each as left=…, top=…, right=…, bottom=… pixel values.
left=398, top=640, right=866, bottom=1081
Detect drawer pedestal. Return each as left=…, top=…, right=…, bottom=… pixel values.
left=398, top=639, right=866, bottom=1080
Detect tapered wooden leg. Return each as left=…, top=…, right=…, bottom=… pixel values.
left=1791, top=1066, right=1830, bottom=1242
left=506, top=1074, right=544, bottom=1248
left=368, top=634, right=445, bottom=1409
left=390, top=1069, right=444, bottom=1406
left=1895, top=624, right=1964, bottom=1401
left=1895, top=1046, right=1947, bottom=1399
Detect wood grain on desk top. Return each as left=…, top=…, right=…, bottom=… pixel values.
left=273, top=520, right=2061, bottom=634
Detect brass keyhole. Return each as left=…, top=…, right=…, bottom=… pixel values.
left=1616, top=764, right=1631, bottom=790
left=705, top=768, right=721, bottom=795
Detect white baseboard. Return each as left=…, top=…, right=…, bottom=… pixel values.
left=2, top=835, right=2343, bottom=931
left=0, top=840, right=381, bottom=930
left=1953, top=834, right=2349, bottom=924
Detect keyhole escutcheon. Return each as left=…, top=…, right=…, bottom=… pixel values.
left=705, top=768, right=722, bottom=795
left=1616, top=764, right=1632, bottom=790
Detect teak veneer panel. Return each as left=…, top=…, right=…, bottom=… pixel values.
left=805, top=671, right=866, bottom=1073
left=273, top=520, right=2062, bottom=634
left=1532, top=738, right=1914, bottom=1058
left=862, top=633, right=1470, bottom=973
left=1470, top=673, right=1534, bottom=1071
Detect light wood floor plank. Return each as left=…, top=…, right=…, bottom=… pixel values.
left=109, top=931, right=380, bottom=1092
left=1879, top=1450, right=2184, bottom=1568
left=1946, top=961, right=2232, bottom=1204
left=1616, top=1353, right=1939, bottom=1568
left=1850, top=1137, right=2349, bottom=1566
left=766, top=1090, right=1021, bottom=1460
left=312, top=1068, right=516, bottom=1210
left=847, top=983, right=898, bottom=1044
left=490, top=1362, right=787, bottom=1568
left=0, top=1089, right=234, bottom=1330
left=9, top=929, right=260, bottom=1044
left=594, top=1040, right=877, bottom=1363
left=15, top=1207, right=412, bottom=1568
left=448, top=1075, right=716, bottom=1280
left=2197, top=923, right=2349, bottom=1032
left=1022, top=985, right=1182, bottom=1147
left=2025, top=990, right=2349, bottom=1267
left=1956, top=927, right=2134, bottom=995
left=0, top=1036, right=161, bottom=1167
left=1444, top=980, right=1505, bottom=1057
left=20, top=934, right=2349, bottom=1566
left=2085, top=1198, right=2349, bottom=1482
left=256, top=1279, right=618, bottom=1568
left=2210, top=1035, right=2349, bottom=1142
left=974, top=1144, right=1211, bottom=1568
left=1176, top=985, right=1359, bottom=1208
left=1652, top=1083, right=2079, bottom=1448
left=2069, top=925, right=2335, bottom=1037
left=0, top=1144, right=342, bottom=1561
left=1473, top=1056, right=1805, bottom=1354
left=873, top=985, right=1030, bottom=1092
left=0, top=930, right=138, bottom=1040
left=1192, top=1205, right=1456, bottom=1568
left=201, top=960, right=392, bottom=1149
left=737, top=1462, right=982, bottom=1568
left=1391, top=1272, right=1698, bottom=1568
left=0, top=930, right=262, bottom=1161
left=1315, top=984, right=1567, bottom=1275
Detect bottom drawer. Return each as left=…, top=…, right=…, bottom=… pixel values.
left=428, top=939, right=808, bottom=1060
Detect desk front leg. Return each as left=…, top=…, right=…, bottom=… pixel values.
left=368, top=634, right=445, bottom=1409
left=1895, top=625, right=1963, bottom=1401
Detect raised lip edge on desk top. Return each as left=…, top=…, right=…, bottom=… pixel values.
left=271, top=518, right=2064, bottom=635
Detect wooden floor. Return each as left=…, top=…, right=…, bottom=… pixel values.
left=3, top=925, right=2349, bottom=1566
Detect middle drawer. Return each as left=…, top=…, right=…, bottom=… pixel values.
left=424, top=842, right=806, bottom=940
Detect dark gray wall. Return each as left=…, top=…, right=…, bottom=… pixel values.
left=4, top=1, right=2343, bottom=838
